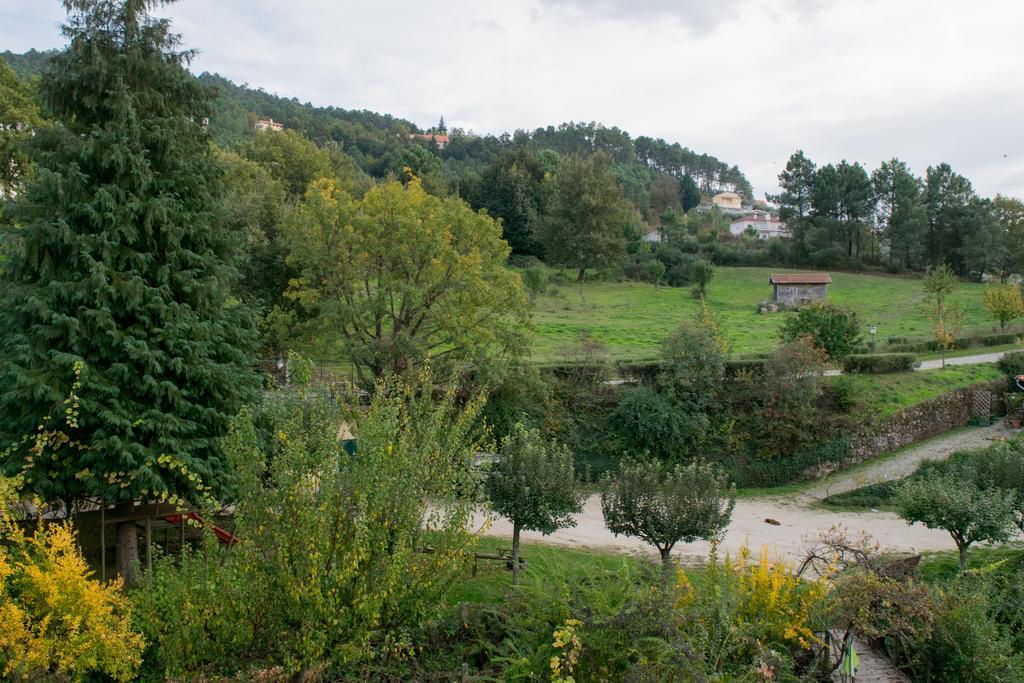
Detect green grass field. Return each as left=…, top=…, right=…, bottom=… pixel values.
left=835, top=363, right=1005, bottom=418
left=530, top=267, right=1005, bottom=362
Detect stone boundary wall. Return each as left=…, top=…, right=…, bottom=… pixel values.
left=807, top=379, right=1006, bottom=479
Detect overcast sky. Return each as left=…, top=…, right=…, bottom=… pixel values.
left=3, top=0, right=1023, bottom=199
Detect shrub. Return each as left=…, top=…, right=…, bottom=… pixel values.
left=841, top=353, right=919, bottom=374
left=522, top=267, right=548, bottom=300
left=0, top=481, right=143, bottom=682
left=779, top=301, right=863, bottom=360
left=1000, top=350, right=1024, bottom=379
left=728, top=438, right=851, bottom=489
left=135, top=376, right=485, bottom=679
left=609, top=386, right=693, bottom=462
left=886, top=336, right=909, bottom=346
left=660, top=321, right=726, bottom=412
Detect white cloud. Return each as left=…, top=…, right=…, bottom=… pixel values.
left=2, top=0, right=1022, bottom=198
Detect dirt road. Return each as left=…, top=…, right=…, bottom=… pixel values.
left=480, top=424, right=1019, bottom=565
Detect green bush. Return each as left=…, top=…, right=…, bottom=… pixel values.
left=609, top=387, right=697, bottom=462
left=841, top=353, right=919, bottom=374
left=1000, top=350, right=1024, bottom=379
left=779, top=301, right=863, bottom=360
left=727, top=437, right=851, bottom=488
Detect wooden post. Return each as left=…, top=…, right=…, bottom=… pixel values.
left=145, top=516, right=152, bottom=586
left=100, top=500, right=106, bottom=581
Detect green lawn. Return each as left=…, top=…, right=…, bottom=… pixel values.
left=834, top=363, right=1004, bottom=418
left=530, top=267, right=1002, bottom=362
left=444, top=537, right=655, bottom=606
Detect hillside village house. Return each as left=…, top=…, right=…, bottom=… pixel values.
left=409, top=132, right=450, bottom=149
left=254, top=117, right=284, bottom=132
left=729, top=212, right=789, bottom=239
left=769, top=273, right=831, bottom=305
left=711, top=191, right=743, bottom=210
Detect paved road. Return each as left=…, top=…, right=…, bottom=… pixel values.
left=479, top=424, right=1019, bottom=566
left=917, top=349, right=1018, bottom=370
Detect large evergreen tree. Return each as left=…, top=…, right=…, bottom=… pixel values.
left=0, top=0, right=257, bottom=581
left=872, top=158, right=926, bottom=271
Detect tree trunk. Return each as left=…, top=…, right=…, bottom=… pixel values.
left=577, top=267, right=586, bottom=283
left=659, top=547, right=674, bottom=585
left=958, top=543, right=969, bottom=570
left=511, top=522, right=522, bottom=586
left=115, top=503, right=139, bottom=585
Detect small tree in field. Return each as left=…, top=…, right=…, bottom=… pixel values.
left=923, top=265, right=962, bottom=367
left=601, top=458, right=734, bottom=582
left=983, top=283, right=1024, bottom=330
left=779, top=301, right=862, bottom=360
left=486, top=422, right=584, bottom=585
left=896, top=470, right=1016, bottom=570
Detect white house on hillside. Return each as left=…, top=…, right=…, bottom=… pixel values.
left=729, top=212, right=788, bottom=239
left=255, top=117, right=284, bottom=132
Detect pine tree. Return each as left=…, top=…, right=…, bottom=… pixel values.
left=0, top=0, right=258, bottom=582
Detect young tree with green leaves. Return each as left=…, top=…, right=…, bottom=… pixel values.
left=896, top=470, right=1016, bottom=570
left=922, top=265, right=962, bottom=367
left=983, top=283, right=1024, bottom=330
left=283, top=177, right=528, bottom=387
left=601, top=458, right=734, bottom=581
left=540, top=152, right=632, bottom=282
left=0, top=0, right=258, bottom=582
left=485, top=423, right=584, bottom=585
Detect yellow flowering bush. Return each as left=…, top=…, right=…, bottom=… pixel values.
left=727, top=545, right=827, bottom=650
left=0, top=481, right=143, bottom=681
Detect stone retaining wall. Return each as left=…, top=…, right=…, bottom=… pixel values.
left=807, top=379, right=1006, bottom=479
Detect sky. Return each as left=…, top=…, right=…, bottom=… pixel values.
left=3, top=0, right=1023, bottom=200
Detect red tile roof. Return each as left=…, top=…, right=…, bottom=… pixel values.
left=769, top=273, right=832, bottom=285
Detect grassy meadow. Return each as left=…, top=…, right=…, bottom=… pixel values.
left=530, top=266, right=1001, bottom=362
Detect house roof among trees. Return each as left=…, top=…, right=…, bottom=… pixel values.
left=769, top=273, right=832, bottom=285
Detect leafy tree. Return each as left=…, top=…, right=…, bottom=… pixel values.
left=924, top=163, right=991, bottom=276
left=472, top=148, right=550, bottom=256
left=540, top=152, right=632, bottom=282
left=812, top=161, right=873, bottom=260
left=0, top=58, right=42, bottom=202
left=971, top=439, right=1024, bottom=532
left=485, top=423, right=584, bottom=585
left=237, top=128, right=335, bottom=199
left=602, top=458, right=734, bottom=580
left=0, top=0, right=258, bottom=582
left=689, top=259, right=713, bottom=298
left=751, top=335, right=829, bottom=458
left=896, top=470, right=1016, bottom=569
left=872, top=158, right=926, bottom=271
left=610, top=386, right=691, bottom=462
left=923, top=265, right=962, bottom=367
left=983, top=284, right=1024, bottom=330
left=660, top=321, right=726, bottom=414
left=283, top=177, right=528, bottom=386
left=522, top=266, right=547, bottom=302
left=769, top=150, right=817, bottom=256
left=779, top=301, right=863, bottom=360
left=991, top=195, right=1024, bottom=281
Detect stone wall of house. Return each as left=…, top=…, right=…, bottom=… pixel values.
left=805, top=379, right=1006, bottom=479
left=773, top=283, right=828, bottom=305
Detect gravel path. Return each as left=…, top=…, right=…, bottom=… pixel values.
left=479, top=424, right=1020, bottom=565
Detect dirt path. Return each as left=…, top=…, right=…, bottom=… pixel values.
left=479, top=424, right=1019, bottom=565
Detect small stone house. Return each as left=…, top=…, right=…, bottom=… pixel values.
left=769, top=273, right=831, bottom=305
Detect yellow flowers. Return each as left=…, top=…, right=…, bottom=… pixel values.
left=549, top=618, right=582, bottom=683
left=0, top=499, right=144, bottom=682
left=726, top=544, right=826, bottom=650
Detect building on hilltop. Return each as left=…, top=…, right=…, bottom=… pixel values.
left=711, top=191, right=743, bottom=210
left=409, top=132, right=449, bottom=149
left=254, top=117, right=284, bottom=132
left=769, top=272, right=831, bottom=305
left=729, top=212, right=789, bottom=239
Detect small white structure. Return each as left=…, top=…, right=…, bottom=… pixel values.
left=255, top=117, right=284, bottom=132
left=641, top=228, right=662, bottom=243
left=729, top=212, right=788, bottom=239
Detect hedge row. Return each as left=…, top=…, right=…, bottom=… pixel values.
left=841, top=353, right=919, bottom=374
left=887, top=331, right=1022, bottom=354
left=1000, top=350, right=1024, bottom=378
